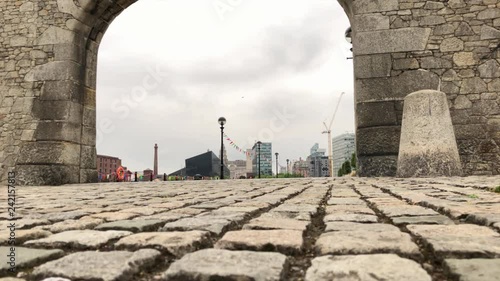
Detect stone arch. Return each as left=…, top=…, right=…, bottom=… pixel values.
left=1, top=0, right=499, bottom=185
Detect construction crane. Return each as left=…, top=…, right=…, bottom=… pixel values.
left=322, top=92, right=345, bottom=178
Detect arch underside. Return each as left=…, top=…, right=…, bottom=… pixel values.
left=1, top=0, right=499, bottom=185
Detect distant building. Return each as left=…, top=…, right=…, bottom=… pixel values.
left=307, top=143, right=329, bottom=177
left=246, top=149, right=253, bottom=174
left=97, top=154, right=122, bottom=180
left=252, top=142, right=272, bottom=176
left=143, top=169, right=153, bottom=180
left=170, top=151, right=230, bottom=178
left=292, top=158, right=309, bottom=177
left=332, top=133, right=356, bottom=174
left=227, top=160, right=247, bottom=179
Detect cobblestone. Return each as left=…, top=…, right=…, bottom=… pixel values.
left=216, top=230, right=304, bottom=254
left=24, top=230, right=132, bottom=249
left=0, top=178, right=498, bottom=280
left=32, top=249, right=160, bottom=281
left=305, top=254, right=432, bottom=281
left=444, top=259, right=500, bottom=281
left=115, top=231, right=211, bottom=257
left=162, top=249, right=288, bottom=281
left=0, top=247, right=63, bottom=272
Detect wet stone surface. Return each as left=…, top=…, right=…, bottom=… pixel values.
left=0, top=177, right=498, bottom=280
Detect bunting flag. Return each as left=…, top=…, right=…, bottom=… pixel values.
left=223, top=133, right=272, bottom=161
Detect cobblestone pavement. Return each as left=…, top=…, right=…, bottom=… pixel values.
left=1, top=177, right=500, bottom=281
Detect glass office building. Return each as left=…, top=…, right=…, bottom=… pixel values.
left=252, top=142, right=272, bottom=176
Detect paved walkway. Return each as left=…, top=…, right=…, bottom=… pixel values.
left=1, top=177, right=500, bottom=281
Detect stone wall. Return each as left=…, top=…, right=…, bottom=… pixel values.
left=0, top=0, right=499, bottom=185
left=341, top=0, right=500, bottom=176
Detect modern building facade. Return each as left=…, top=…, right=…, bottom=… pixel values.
left=307, top=143, right=329, bottom=177
left=252, top=142, right=272, bottom=176
left=175, top=151, right=230, bottom=178
left=332, top=133, right=356, bottom=174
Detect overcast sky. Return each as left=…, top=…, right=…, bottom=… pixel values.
left=96, top=0, right=354, bottom=174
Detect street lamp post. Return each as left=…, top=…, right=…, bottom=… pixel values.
left=218, top=117, right=226, bottom=180
left=257, top=141, right=262, bottom=179
left=275, top=152, right=279, bottom=178
left=286, top=159, right=289, bottom=174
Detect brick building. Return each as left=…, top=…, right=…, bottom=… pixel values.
left=97, top=155, right=122, bottom=179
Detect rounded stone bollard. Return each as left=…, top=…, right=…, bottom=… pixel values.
left=397, top=90, right=462, bottom=177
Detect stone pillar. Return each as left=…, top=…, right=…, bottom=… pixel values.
left=397, top=90, right=462, bottom=177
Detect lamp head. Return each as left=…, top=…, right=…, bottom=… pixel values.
left=345, top=27, right=352, bottom=44
left=218, top=117, right=226, bottom=126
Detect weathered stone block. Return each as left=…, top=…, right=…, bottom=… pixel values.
left=357, top=155, right=398, bottom=177
left=420, top=57, right=452, bottom=69
left=454, top=96, right=472, bottom=109
left=357, top=126, right=401, bottom=156
left=481, top=25, right=500, bottom=40
left=354, top=28, right=431, bottom=55
left=356, top=70, right=440, bottom=103
left=356, top=101, right=398, bottom=128
left=460, top=77, right=488, bottom=94
left=354, top=14, right=390, bottom=31
left=18, top=142, right=80, bottom=166
left=54, top=43, right=85, bottom=63
left=397, top=90, right=462, bottom=177
left=35, top=121, right=82, bottom=143
left=24, top=61, right=83, bottom=82
left=16, top=164, right=80, bottom=185
left=420, top=16, right=446, bottom=26
left=453, top=52, right=477, bottom=66
left=36, top=26, right=83, bottom=46
left=440, top=38, right=464, bottom=52
left=33, top=100, right=82, bottom=123
left=354, top=54, right=391, bottom=78
left=477, top=8, right=500, bottom=20
left=82, top=107, right=96, bottom=126
left=393, top=58, right=419, bottom=70
left=79, top=145, right=96, bottom=169
left=353, top=0, right=398, bottom=14
left=478, top=60, right=500, bottom=78
left=41, top=80, right=83, bottom=102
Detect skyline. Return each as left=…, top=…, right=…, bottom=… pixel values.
left=96, top=0, right=354, bottom=174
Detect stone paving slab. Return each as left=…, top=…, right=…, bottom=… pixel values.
left=407, top=224, right=500, bottom=257
left=305, top=254, right=431, bottom=281
left=36, top=217, right=104, bottom=233
left=243, top=217, right=309, bottom=232
left=444, top=259, right=500, bottom=281
left=32, top=249, right=160, bottom=281
left=161, top=217, right=234, bottom=235
left=391, top=215, right=455, bottom=225
left=162, top=249, right=288, bottom=281
left=0, top=229, right=52, bottom=245
left=216, top=230, right=304, bottom=254
left=315, top=231, right=420, bottom=256
left=24, top=230, right=132, bottom=249
left=0, top=178, right=499, bottom=280
left=115, top=231, right=211, bottom=257
left=323, top=214, right=378, bottom=223
left=95, top=219, right=165, bottom=232
left=324, top=222, right=399, bottom=233
left=0, top=247, right=63, bottom=272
